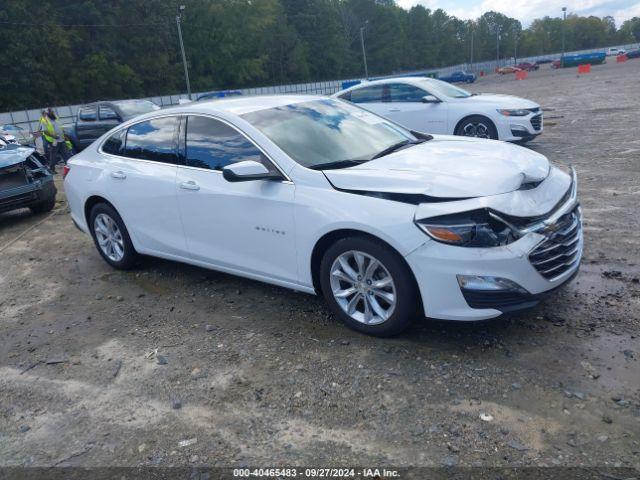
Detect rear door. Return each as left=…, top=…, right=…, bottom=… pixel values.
left=175, top=115, right=298, bottom=283
left=101, top=115, right=187, bottom=257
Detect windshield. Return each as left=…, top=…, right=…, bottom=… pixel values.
left=112, top=100, right=160, bottom=117
left=241, top=99, right=415, bottom=169
left=419, top=79, right=472, bottom=98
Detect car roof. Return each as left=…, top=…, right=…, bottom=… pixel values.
left=338, top=76, right=438, bottom=93
left=160, top=94, right=326, bottom=116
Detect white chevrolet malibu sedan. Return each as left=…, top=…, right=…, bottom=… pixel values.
left=333, top=77, right=543, bottom=143
left=64, top=96, right=581, bottom=336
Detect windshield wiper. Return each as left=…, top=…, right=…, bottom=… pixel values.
left=370, top=138, right=427, bottom=160
left=309, top=159, right=370, bottom=171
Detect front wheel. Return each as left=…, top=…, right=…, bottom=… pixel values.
left=455, top=115, right=499, bottom=140
left=319, top=237, right=419, bottom=337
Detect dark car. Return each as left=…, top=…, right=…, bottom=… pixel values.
left=516, top=62, right=539, bottom=71
left=439, top=70, right=476, bottom=83
left=197, top=90, right=242, bottom=101
left=536, top=58, right=553, bottom=64
left=626, top=49, right=640, bottom=59
left=66, top=100, right=159, bottom=151
left=0, top=141, right=56, bottom=215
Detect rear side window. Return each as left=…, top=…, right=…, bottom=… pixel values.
left=79, top=107, right=97, bottom=121
left=184, top=116, right=273, bottom=172
left=123, top=117, right=179, bottom=164
left=388, top=84, right=427, bottom=103
left=347, top=85, right=384, bottom=104
left=102, top=129, right=126, bottom=155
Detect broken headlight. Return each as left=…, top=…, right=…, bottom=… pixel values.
left=415, top=209, right=520, bottom=247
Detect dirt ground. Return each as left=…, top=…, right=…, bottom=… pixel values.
left=0, top=59, right=639, bottom=470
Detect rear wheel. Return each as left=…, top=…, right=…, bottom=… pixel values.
left=455, top=115, right=498, bottom=140
left=319, top=237, right=419, bottom=337
left=89, top=203, right=138, bottom=269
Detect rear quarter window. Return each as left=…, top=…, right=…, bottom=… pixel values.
left=101, top=129, right=126, bottom=155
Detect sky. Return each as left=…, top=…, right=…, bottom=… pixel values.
left=396, top=0, right=640, bottom=27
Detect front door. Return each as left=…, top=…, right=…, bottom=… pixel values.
left=175, top=115, right=298, bottom=284
left=383, top=83, right=448, bottom=134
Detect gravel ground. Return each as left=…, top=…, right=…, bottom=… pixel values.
left=0, top=59, right=638, bottom=469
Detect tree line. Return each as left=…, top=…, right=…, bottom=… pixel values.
left=1, top=0, right=639, bottom=111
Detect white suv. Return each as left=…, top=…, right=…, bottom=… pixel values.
left=64, top=96, right=581, bottom=336
left=334, top=77, right=543, bottom=143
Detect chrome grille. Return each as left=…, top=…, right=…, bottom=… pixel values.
left=529, top=207, right=581, bottom=280
left=531, top=114, right=542, bottom=131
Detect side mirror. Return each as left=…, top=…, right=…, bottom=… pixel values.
left=222, top=160, right=281, bottom=182
left=421, top=95, right=440, bottom=104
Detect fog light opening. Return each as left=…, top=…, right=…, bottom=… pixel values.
left=457, top=275, right=528, bottom=293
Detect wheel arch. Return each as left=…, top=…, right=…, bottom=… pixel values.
left=453, top=114, right=498, bottom=137
left=84, top=195, right=119, bottom=231
left=309, top=228, right=423, bottom=311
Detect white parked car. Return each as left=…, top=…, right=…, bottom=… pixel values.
left=606, top=47, right=625, bottom=56
left=333, top=77, right=543, bottom=143
left=64, top=96, right=581, bottom=336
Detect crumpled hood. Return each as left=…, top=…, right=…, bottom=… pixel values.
left=0, top=143, right=34, bottom=169
left=323, top=135, right=550, bottom=198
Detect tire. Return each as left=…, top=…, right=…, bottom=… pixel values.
left=455, top=115, right=499, bottom=140
left=30, top=196, right=56, bottom=214
left=319, top=236, right=419, bottom=337
left=89, top=203, right=138, bottom=270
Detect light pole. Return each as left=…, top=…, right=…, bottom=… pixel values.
left=360, top=20, right=369, bottom=79
left=514, top=27, right=519, bottom=64
left=176, top=5, right=192, bottom=100
left=470, top=28, right=474, bottom=69
left=561, top=7, right=567, bottom=68
left=496, top=27, right=501, bottom=67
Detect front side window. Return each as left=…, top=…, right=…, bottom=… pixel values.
left=79, top=107, right=97, bottom=121
left=184, top=116, right=272, bottom=172
left=388, top=83, right=427, bottom=103
left=122, top=117, right=179, bottom=164
left=242, top=99, right=415, bottom=169
left=99, top=106, right=119, bottom=120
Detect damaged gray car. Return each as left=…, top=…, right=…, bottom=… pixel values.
left=0, top=140, right=56, bottom=215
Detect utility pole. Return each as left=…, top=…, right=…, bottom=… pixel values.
left=561, top=7, right=567, bottom=68
left=514, top=28, right=518, bottom=64
left=176, top=5, right=192, bottom=100
left=360, top=20, right=369, bottom=79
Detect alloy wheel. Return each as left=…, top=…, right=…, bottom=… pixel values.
left=329, top=250, right=397, bottom=325
left=462, top=121, right=491, bottom=139
left=94, top=213, right=125, bottom=262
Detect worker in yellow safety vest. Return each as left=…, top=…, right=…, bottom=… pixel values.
left=38, top=107, right=71, bottom=173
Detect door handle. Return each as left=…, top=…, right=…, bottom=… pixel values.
left=180, top=180, right=200, bottom=191
left=110, top=171, right=126, bottom=180
left=388, top=108, right=402, bottom=112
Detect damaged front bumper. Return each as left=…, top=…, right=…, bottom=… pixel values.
left=406, top=166, right=582, bottom=320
